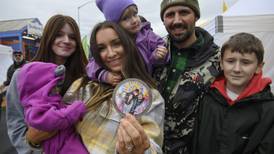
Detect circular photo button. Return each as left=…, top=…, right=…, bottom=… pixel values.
left=112, top=78, right=152, bottom=116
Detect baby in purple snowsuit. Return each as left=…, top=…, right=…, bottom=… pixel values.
left=17, top=62, right=88, bottom=154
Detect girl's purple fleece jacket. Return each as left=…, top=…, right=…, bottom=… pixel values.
left=17, top=62, right=88, bottom=154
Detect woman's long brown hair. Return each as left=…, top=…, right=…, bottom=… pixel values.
left=84, top=21, right=156, bottom=110
left=32, top=14, right=88, bottom=95
left=90, top=21, right=155, bottom=87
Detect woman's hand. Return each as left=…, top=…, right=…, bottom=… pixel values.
left=26, top=126, right=57, bottom=145
left=116, top=113, right=150, bottom=154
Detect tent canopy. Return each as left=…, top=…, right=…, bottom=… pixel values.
left=203, top=0, right=274, bottom=91
left=223, top=0, right=274, bottom=16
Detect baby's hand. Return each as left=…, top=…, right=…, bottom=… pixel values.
left=154, top=46, right=168, bottom=61
left=106, top=72, right=122, bottom=86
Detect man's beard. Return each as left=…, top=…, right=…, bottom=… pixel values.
left=13, top=56, right=24, bottom=64
left=167, top=23, right=195, bottom=44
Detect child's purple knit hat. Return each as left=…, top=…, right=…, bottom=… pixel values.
left=96, top=0, right=135, bottom=22
left=18, top=62, right=64, bottom=104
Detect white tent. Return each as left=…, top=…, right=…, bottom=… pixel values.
left=203, top=0, right=274, bottom=91
left=0, top=44, right=13, bottom=84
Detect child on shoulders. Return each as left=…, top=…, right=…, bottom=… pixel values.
left=86, top=0, right=169, bottom=85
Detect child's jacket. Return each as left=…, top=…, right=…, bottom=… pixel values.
left=193, top=73, right=274, bottom=154
left=17, top=62, right=88, bottom=154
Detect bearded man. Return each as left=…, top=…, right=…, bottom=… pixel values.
left=153, top=0, right=221, bottom=153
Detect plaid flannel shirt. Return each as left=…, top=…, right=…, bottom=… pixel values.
left=63, top=79, right=165, bottom=154
left=162, top=47, right=187, bottom=99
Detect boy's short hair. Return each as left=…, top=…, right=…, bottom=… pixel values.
left=221, top=32, right=264, bottom=64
